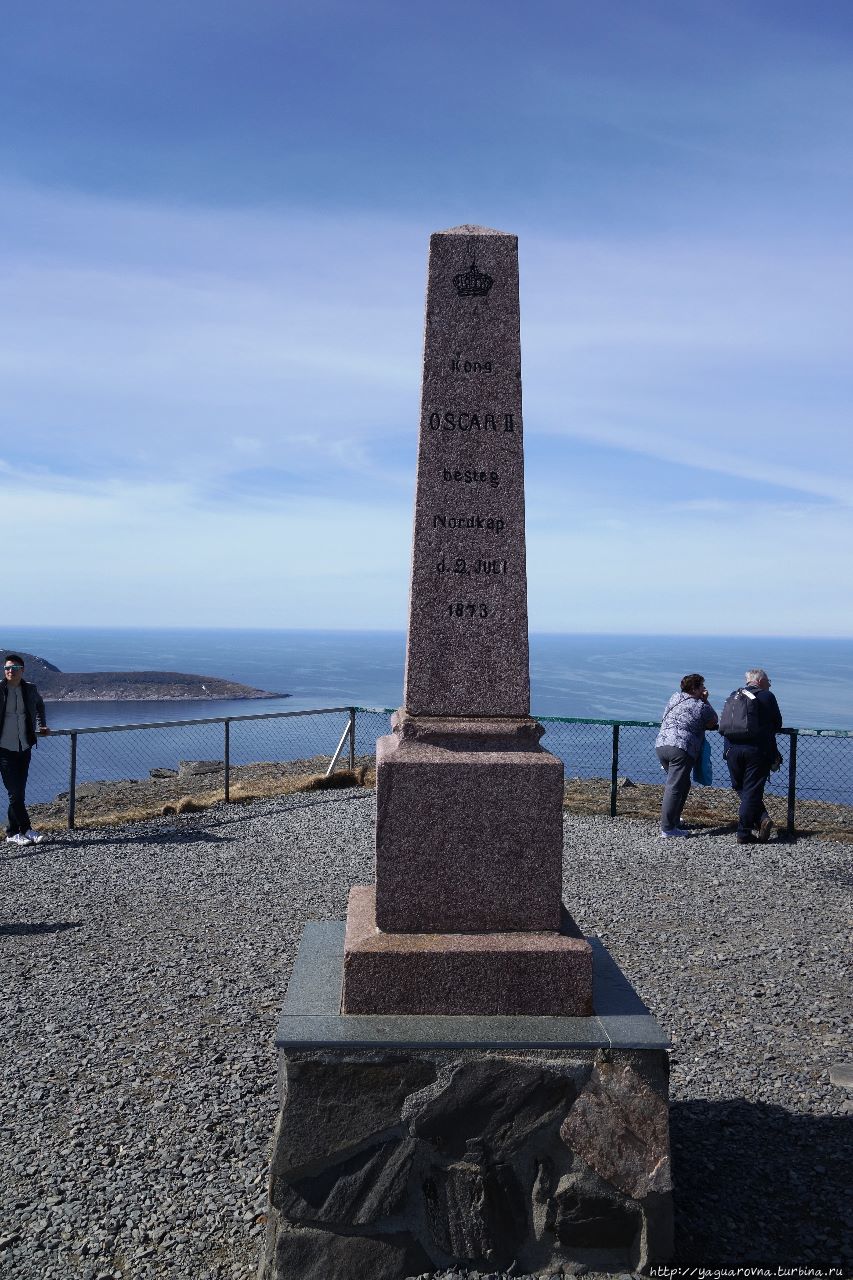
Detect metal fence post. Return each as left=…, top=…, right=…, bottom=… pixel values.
left=610, top=723, right=620, bottom=818
left=348, top=708, right=356, bottom=771
left=224, top=719, right=231, bottom=803
left=67, top=732, right=78, bottom=830
left=786, top=730, right=797, bottom=840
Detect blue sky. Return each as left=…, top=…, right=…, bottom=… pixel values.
left=2, top=0, right=851, bottom=633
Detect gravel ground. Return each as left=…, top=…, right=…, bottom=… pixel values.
left=1, top=790, right=850, bottom=1279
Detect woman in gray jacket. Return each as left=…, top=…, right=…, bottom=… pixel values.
left=655, top=673, right=717, bottom=839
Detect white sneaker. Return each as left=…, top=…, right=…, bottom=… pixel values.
left=24, top=830, right=44, bottom=844
left=7, top=832, right=31, bottom=845
left=660, top=827, right=689, bottom=839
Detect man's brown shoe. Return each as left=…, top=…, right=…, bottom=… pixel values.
left=758, top=815, right=773, bottom=843
left=737, top=833, right=757, bottom=845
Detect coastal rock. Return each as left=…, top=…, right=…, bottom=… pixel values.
left=178, top=760, right=223, bottom=778
left=0, top=649, right=283, bottom=700
left=31, top=755, right=374, bottom=831
left=57, top=779, right=140, bottom=801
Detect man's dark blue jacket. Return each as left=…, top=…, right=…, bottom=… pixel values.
left=723, top=682, right=782, bottom=760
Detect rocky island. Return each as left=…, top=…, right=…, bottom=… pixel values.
left=3, top=650, right=285, bottom=701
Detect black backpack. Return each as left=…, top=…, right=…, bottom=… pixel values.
left=719, top=688, right=762, bottom=741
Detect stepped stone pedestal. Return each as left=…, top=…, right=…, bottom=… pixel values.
left=343, top=885, right=593, bottom=1017
left=260, top=227, right=672, bottom=1278
left=343, top=708, right=593, bottom=1018
left=374, top=714, right=563, bottom=935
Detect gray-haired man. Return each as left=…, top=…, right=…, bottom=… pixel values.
left=721, top=668, right=783, bottom=845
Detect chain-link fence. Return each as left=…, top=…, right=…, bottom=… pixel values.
left=540, top=718, right=853, bottom=838
left=25, top=707, right=853, bottom=839
left=27, top=709, right=365, bottom=831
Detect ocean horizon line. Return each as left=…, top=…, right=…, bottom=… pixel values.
left=6, top=624, right=853, bottom=641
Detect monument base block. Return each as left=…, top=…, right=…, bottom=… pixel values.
left=375, top=717, right=564, bottom=933
left=342, top=884, right=593, bottom=1016
left=260, top=922, right=673, bottom=1280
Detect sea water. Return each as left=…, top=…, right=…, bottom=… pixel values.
left=7, top=626, right=852, bottom=728
left=6, top=627, right=852, bottom=806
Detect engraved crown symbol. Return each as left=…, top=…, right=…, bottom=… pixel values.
left=454, top=257, right=494, bottom=298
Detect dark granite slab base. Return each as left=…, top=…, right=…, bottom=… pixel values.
left=277, top=919, right=669, bottom=1052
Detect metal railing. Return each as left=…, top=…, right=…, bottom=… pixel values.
left=43, top=707, right=357, bottom=830
left=27, top=707, right=853, bottom=839
left=536, top=717, right=853, bottom=839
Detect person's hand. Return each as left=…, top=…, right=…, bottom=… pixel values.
left=39, top=726, right=50, bottom=736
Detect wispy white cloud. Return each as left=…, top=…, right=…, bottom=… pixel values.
left=1, top=177, right=850, bottom=631
left=522, top=233, right=853, bottom=505
left=527, top=498, right=853, bottom=637
left=3, top=182, right=850, bottom=506
left=0, top=464, right=412, bottom=626
left=0, top=183, right=425, bottom=497
left=4, top=456, right=849, bottom=635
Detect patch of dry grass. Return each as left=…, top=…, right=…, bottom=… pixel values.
left=563, top=777, right=853, bottom=841
left=30, top=758, right=377, bottom=834
left=29, top=764, right=851, bottom=841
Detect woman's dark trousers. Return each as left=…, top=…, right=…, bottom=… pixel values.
left=0, top=747, right=32, bottom=836
left=656, top=745, right=693, bottom=830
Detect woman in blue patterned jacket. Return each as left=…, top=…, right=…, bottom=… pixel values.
left=655, top=673, right=718, bottom=839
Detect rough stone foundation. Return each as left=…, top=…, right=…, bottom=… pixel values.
left=260, top=923, right=673, bottom=1279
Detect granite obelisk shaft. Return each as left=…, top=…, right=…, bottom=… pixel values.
left=404, top=227, right=529, bottom=718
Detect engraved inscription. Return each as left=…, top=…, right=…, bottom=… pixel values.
left=443, top=467, right=499, bottom=488
left=418, top=248, right=519, bottom=646
left=429, top=411, right=514, bottom=433
left=447, top=601, right=490, bottom=618
left=436, top=557, right=508, bottom=576
left=450, top=352, right=493, bottom=374
left=433, top=515, right=505, bottom=533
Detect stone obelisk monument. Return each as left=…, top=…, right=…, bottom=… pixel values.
left=260, top=228, right=673, bottom=1280
left=404, top=226, right=531, bottom=721
left=342, top=225, right=592, bottom=1015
